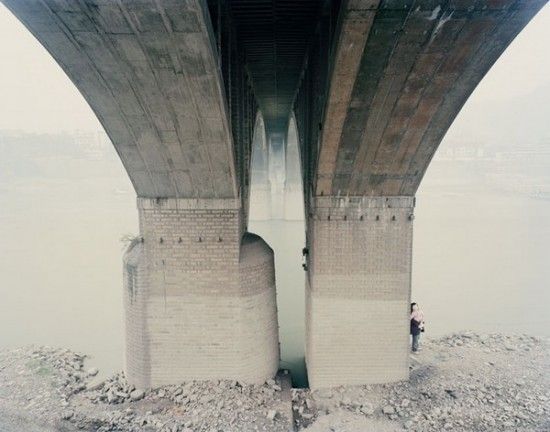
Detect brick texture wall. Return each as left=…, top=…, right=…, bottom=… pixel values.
left=306, top=196, right=415, bottom=388
left=123, top=198, right=279, bottom=388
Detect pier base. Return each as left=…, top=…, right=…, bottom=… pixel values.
left=123, top=198, right=279, bottom=388
left=305, top=196, right=414, bottom=388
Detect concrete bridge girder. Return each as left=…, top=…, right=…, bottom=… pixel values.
left=284, top=114, right=305, bottom=221
left=249, top=113, right=272, bottom=220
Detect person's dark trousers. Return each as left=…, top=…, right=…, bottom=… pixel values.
left=412, top=334, right=420, bottom=352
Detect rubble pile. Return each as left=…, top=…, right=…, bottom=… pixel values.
left=84, top=372, right=144, bottom=404
left=437, top=332, right=542, bottom=351
left=78, top=373, right=291, bottom=432
left=0, top=346, right=292, bottom=432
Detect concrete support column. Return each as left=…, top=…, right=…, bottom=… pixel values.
left=305, top=196, right=415, bottom=388
left=123, top=198, right=279, bottom=388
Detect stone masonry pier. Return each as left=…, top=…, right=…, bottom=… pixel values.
left=306, top=196, right=414, bottom=388
left=123, top=198, right=279, bottom=388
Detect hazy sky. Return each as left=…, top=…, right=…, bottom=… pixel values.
left=0, top=3, right=548, bottom=134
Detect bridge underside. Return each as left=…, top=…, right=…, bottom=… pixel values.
left=315, top=0, right=547, bottom=197
left=3, top=0, right=244, bottom=199
left=3, top=0, right=547, bottom=388
left=225, top=0, right=321, bottom=136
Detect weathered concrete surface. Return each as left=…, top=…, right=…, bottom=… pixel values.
left=291, top=0, right=546, bottom=388
left=5, top=0, right=545, bottom=200
left=314, top=0, right=547, bottom=197
left=305, top=196, right=414, bottom=389
left=229, top=0, right=322, bottom=136
left=1, top=0, right=237, bottom=198
left=123, top=198, right=279, bottom=388
left=316, top=0, right=379, bottom=196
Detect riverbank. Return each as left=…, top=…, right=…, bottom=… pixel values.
left=296, top=333, right=549, bottom=431
left=0, top=332, right=548, bottom=432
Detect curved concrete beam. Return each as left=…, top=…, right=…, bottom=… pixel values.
left=316, top=0, right=547, bottom=197
left=2, top=0, right=237, bottom=199
left=286, top=114, right=302, bottom=186
left=251, top=112, right=268, bottom=177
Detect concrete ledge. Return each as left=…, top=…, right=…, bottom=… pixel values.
left=311, top=195, right=415, bottom=210
left=137, top=197, right=241, bottom=211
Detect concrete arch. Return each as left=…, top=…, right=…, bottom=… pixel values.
left=314, top=0, right=547, bottom=198
left=285, top=113, right=302, bottom=187
left=284, top=113, right=305, bottom=220
left=250, top=112, right=306, bottom=221
left=2, top=0, right=237, bottom=199
left=249, top=112, right=271, bottom=221
left=295, top=0, right=548, bottom=388
left=250, top=112, right=268, bottom=183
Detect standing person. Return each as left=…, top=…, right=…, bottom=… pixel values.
left=410, top=302, right=425, bottom=352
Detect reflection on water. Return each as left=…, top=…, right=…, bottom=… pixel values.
left=1, top=156, right=550, bottom=387
left=249, top=219, right=307, bottom=387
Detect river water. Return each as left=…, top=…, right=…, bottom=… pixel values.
left=1, top=151, right=549, bottom=387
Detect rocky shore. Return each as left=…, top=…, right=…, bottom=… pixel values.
left=295, top=333, right=549, bottom=432
left=0, top=332, right=548, bottom=432
left=0, top=347, right=292, bottom=432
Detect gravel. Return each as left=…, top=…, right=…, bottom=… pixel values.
left=0, top=347, right=292, bottom=432
left=292, top=332, right=549, bottom=431
left=0, top=332, right=548, bottom=432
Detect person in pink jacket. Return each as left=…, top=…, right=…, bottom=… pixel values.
left=410, top=302, right=425, bottom=352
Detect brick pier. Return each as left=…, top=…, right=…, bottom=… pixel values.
left=305, top=196, right=415, bottom=388
left=123, top=198, right=280, bottom=388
